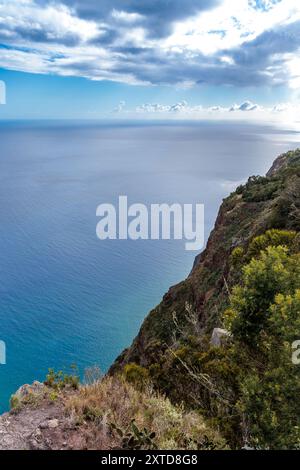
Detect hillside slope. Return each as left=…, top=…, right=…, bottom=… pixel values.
left=110, top=149, right=300, bottom=448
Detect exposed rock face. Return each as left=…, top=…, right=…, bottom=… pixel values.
left=14, top=381, right=45, bottom=400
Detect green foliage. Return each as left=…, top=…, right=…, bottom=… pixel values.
left=45, top=366, right=80, bottom=390
left=247, top=229, right=297, bottom=259
left=123, top=363, right=149, bottom=389
left=277, top=149, right=300, bottom=175
left=110, top=419, right=157, bottom=450
left=48, top=390, right=58, bottom=402
left=226, top=245, right=300, bottom=344
left=235, top=290, right=300, bottom=449
left=168, top=230, right=300, bottom=448
left=230, top=246, right=245, bottom=267
left=222, top=236, right=300, bottom=448
left=236, top=176, right=282, bottom=202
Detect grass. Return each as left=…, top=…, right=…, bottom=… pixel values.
left=65, top=375, right=227, bottom=450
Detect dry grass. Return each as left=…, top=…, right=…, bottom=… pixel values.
left=65, top=375, right=227, bottom=450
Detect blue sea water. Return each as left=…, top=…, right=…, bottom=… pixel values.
left=0, top=120, right=299, bottom=412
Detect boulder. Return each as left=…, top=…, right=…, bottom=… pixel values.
left=210, top=328, right=230, bottom=347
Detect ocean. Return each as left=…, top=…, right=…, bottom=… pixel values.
left=0, top=120, right=299, bottom=411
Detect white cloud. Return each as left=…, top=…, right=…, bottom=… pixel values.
left=0, top=0, right=299, bottom=93
left=111, top=9, right=143, bottom=23
left=135, top=100, right=260, bottom=115
left=0, top=0, right=100, bottom=44
left=166, top=0, right=300, bottom=56
left=136, top=101, right=189, bottom=113
left=230, top=100, right=259, bottom=111
left=124, top=99, right=300, bottom=126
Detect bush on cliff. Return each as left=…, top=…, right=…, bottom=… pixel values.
left=223, top=239, right=300, bottom=449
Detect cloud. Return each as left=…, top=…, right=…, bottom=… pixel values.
left=114, top=100, right=126, bottom=112
left=126, top=99, right=300, bottom=124
left=134, top=100, right=261, bottom=116
left=249, top=0, right=281, bottom=12
left=272, top=103, right=289, bottom=112
left=56, top=0, right=221, bottom=38
left=136, top=101, right=189, bottom=113
left=229, top=101, right=259, bottom=111
left=0, top=0, right=300, bottom=90
left=228, top=19, right=300, bottom=85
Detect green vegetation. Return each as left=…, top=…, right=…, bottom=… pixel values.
left=123, top=363, right=150, bottom=389
left=225, top=244, right=300, bottom=344
left=223, top=239, right=300, bottom=448
left=236, top=175, right=283, bottom=202
left=110, top=419, right=157, bottom=450
left=130, top=229, right=300, bottom=449
left=45, top=366, right=80, bottom=390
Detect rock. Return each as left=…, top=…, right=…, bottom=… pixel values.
left=231, top=237, right=242, bottom=248
left=210, top=328, right=230, bottom=347
left=48, top=419, right=59, bottom=429
left=14, top=381, right=45, bottom=400
left=39, top=421, right=49, bottom=430
left=40, top=418, right=59, bottom=429
left=34, top=428, right=42, bottom=437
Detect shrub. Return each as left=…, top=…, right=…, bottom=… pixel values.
left=247, top=229, right=297, bottom=259
left=226, top=246, right=300, bottom=344
left=45, top=366, right=80, bottom=390
left=123, top=363, right=150, bottom=389
left=65, top=376, right=227, bottom=450
left=222, top=237, right=300, bottom=448
left=230, top=247, right=245, bottom=267
left=236, top=290, right=300, bottom=449
left=238, top=176, right=283, bottom=202
left=110, top=419, right=157, bottom=450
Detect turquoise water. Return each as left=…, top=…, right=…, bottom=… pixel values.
left=0, top=120, right=299, bottom=411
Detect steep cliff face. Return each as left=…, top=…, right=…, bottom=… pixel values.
left=112, top=149, right=300, bottom=372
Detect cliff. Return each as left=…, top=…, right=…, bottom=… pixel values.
left=111, top=149, right=300, bottom=372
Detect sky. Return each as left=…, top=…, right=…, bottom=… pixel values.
left=0, top=0, right=299, bottom=122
